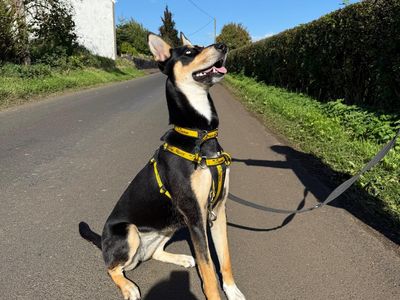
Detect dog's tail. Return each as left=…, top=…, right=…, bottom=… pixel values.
left=79, top=221, right=102, bottom=250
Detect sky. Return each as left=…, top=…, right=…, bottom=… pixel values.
left=115, top=0, right=359, bottom=46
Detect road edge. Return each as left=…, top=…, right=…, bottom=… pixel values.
left=0, top=71, right=161, bottom=115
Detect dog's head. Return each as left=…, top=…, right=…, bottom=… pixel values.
left=148, top=32, right=228, bottom=88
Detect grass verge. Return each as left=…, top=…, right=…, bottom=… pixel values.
left=0, top=59, right=145, bottom=109
left=225, top=74, right=400, bottom=242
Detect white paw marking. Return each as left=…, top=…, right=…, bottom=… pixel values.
left=122, top=281, right=141, bottom=300
left=223, top=283, right=246, bottom=300
left=176, top=254, right=196, bottom=268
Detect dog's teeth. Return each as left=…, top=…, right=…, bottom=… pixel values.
left=195, top=72, right=208, bottom=77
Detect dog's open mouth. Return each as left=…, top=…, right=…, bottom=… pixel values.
left=192, top=58, right=227, bottom=82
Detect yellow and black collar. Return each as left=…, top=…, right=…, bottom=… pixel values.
left=173, top=126, right=218, bottom=142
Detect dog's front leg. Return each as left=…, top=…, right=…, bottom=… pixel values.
left=178, top=168, right=221, bottom=300
left=187, top=215, right=221, bottom=300
left=211, top=183, right=246, bottom=300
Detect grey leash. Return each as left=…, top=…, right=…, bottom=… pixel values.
left=228, top=129, right=400, bottom=214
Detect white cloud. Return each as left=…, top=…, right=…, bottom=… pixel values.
left=252, top=32, right=275, bottom=42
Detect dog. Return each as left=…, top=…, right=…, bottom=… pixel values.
left=79, top=32, right=245, bottom=300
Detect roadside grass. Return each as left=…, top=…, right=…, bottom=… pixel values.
left=225, top=74, right=400, bottom=233
left=0, top=59, right=144, bottom=109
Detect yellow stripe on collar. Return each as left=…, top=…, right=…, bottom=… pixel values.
left=174, top=126, right=218, bottom=142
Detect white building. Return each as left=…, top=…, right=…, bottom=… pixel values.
left=70, top=0, right=117, bottom=60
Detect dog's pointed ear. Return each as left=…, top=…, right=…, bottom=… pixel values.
left=148, top=33, right=171, bottom=62
left=180, top=32, right=193, bottom=47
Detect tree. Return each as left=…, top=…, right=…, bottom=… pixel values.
left=158, top=6, right=180, bottom=47
left=9, top=0, right=31, bottom=64
left=29, top=0, right=77, bottom=60
left=116, top=19, right=150, bottom=56
left=1, top=0, right=78, bottom=64
left=216, top=23, right=251, bottom=50
left=0, top=0, right=17, bottom=63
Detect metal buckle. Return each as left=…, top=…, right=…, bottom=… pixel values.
left=208, top=210, right=217, bottom=227
left=199, top=130, right=207, bottom=139
left=199, top=156, right=208, bottom=169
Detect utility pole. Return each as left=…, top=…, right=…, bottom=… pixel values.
left=214, top=17, right=216, bottom=43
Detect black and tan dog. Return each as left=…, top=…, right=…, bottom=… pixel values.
left=79, top=33, right=245, bottom=300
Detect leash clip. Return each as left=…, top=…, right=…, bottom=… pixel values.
left=313, top=203, right=322, bottom=210
left=208, top=210, right=217, bottom=227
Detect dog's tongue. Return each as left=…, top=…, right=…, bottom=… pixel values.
left=214, top=66, right=227, bottom=74
left=205, top=66, right=227, bottom=74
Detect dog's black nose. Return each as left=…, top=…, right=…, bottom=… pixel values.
left=214, top=43, right=227, bottom=53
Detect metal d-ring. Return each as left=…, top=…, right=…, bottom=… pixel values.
left=208, top=210, right=217, bottom=227
left=199, top=156, right=208, bottom=169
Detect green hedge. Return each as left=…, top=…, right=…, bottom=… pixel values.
left=0, top=49, right=117, bottom=79
left=227, top=0, right=400, bottom=112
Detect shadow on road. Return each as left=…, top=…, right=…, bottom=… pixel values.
left=144, top=271, right=199, bottom=300
left=230, top=145, right=400, bottom=245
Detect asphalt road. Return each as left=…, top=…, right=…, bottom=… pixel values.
left=1, top=73, right=399, bottom=300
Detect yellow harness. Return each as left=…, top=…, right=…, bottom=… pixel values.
left=150, top=126, right=231, bottom=208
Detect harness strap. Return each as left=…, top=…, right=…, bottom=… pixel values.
left=151, top=126, right=230, bottom=222
left=163, top=143, right=232, bottom=167
left=150, top=155, right=225, bottom=204
left=150, top=158, right=172, bottom=200
left=150, top=152, right=228, bottom=204
left=174, top=126, right=218, bottom=142
left=213, top=164, right=224, bottom=203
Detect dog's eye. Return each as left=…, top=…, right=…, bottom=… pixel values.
left=185, top=50, right=192, bottom=55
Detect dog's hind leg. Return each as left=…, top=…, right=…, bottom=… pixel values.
left=103, top=224, right=141, bottom=300
left=152, top=235, right=196, bottom=268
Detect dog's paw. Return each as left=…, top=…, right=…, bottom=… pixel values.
left=175, top=254, right=196, bottom=268
left=121, top=281, right=141, bottom=300
left=223, top=283, right=246, bottom=300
